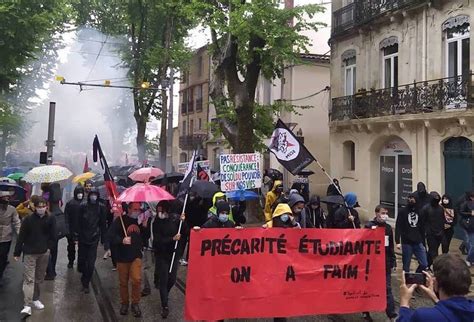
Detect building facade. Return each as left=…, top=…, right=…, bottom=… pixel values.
left=329, top=0, right=474, bottom=221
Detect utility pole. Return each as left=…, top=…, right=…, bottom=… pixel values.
left=166, top=68, right=174, bottom=172
left=45, top=102, right=56, bottom=165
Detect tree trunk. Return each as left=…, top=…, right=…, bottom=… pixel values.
left=0, top=133, right=6, bottom=165
left=136, top=117, right=147, bottom=162
left=235, top=99, right=255, bottom=154
left=159, top=89, right=168, bottom=169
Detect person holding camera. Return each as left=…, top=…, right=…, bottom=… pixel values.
left=460, top=192, right=474, bottom=267
left=399, top=253, right=474, bottom=321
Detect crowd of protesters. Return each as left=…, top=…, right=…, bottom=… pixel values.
left=1, top=170, right=473, bottom=321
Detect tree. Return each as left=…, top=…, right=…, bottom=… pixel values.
left=191, top=0, right=325, bottom=153
left=0, top=100, right=26, bottom=163
left=74, top=0, right=194, bottom=162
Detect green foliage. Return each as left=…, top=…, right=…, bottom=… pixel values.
left=0, top=99, right=26, bottom=146
left=190, top=0, right=325, bottom=152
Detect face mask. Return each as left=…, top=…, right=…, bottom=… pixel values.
left=379, top=214, right=389, bottom=222
left=77, top=193, right=84, bottom=200
left=90, top=195, right=98, bottom=203
left=431, top=198, right=441, bottom=206
left=158, top=212, right=167, bottom=219
left=280, top=214, right=289, bottom=222
left=442, top=199, right=449, bottom=205
left=293, top=208, right=302, bottom=215
left=36, top=208, right=47, bottom=216
left=218, top=214, right=228, bottom=223
left=129, top=211, right=140, bottom=219
left=311, top=204, right=319, bottom=210
left=0, top=199, right=8, bottom=205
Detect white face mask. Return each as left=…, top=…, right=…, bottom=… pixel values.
left=90, top=195, right=98, bottom=202
left=380, top=214, right=389, bottom=222
left=36, top=208, right=47, bottom=216
left=442, top=199, right=449, bottom=205
left=158, top=212, right=167, bottom=219
left=77, top=193, right=84, bottom=200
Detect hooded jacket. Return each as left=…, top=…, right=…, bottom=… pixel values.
left=14, top=211, right=56, bottom=256
left=152, top=212, right=187, bottom=257
left=77, top=191, right=107, bottom=245
left=111, top=214, right=144, bottom=262
left=413, top=182, right=430, bottom=213
left=207, top=192, right=246, bottom=225
left=65, top=185, right=84, bottom=240
left=289, top=193, right=314, bottom=228
left=398, top=297, right=474, bottom=322
left=264, top=180, right=283, bottom=223
left=395, top=202, right=425, bottom=245
left=331, top=193, right=361, bottom=228
left=305, top=195, right=327, bottom=228
left=422, top=192, right=445, bottom=237
left=0, top=204, right=20, bottom=243
left=272, top=204, right=299, bottom=228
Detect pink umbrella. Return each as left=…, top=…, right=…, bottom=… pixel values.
left=128, top=167, right=164, bottom=183
left=117, top=183, right=175, bottom=203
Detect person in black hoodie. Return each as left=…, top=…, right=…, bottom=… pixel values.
left=76, top=188, right=106, bottom=294
left=332, top=193, right=361, bottom=228
left=413, top=182, right=430, bottom=213
left=110, top=202, right=146, bottom=318
left=152, top=200, right=186, bottom=319
left=305, top=195, right=327, bottom=228
left=423, top=192, right=445, bottom=267
left=14, top=197, right=56, bottom=318
left=201, top=202, right=236, bottom=228
left=395, top=193, right=428, bottom=273
left=440, top=194, right=456, bottom=254
left=64, top=185, right=84, bottom=268
left=460, top=192, right=474, bottom=266
left=365, top=205, right=397, bottom=320
left=288, top=193, right=314, bottom=228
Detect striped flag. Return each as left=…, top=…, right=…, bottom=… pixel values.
left=197, top=164, right=209, bottom=181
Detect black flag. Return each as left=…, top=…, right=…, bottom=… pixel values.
left=177, top=151, right=196, bottom=200
left=196, top=164, right=209, bottom=181
left=267, top=119, right=315, bottom=175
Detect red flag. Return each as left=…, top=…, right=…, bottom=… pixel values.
left=93, top=136, right=118, bottom=202
left=197, top=164, right=209, bottom=181
left=83, top=156, right=90, bottom=173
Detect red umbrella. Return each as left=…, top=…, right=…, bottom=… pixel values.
left=117, top=183, right=175, bottom=203
left=128, top=167, right=164, bottom=183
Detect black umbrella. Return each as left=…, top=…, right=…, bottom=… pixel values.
left=0, top=182, right=27, bottom=206
left=151, top=172, right=185, bottom=185
left=320, top=195, right=345, bottom=205
left=190, top=180, right=220, bottom=198
left=297, top=169, right=315, bottom=176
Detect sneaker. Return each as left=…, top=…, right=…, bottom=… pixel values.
left=20, top=305, right=32, bottom=317
left=33, top=300, right=45, bottom=310
left=161, top=306, right=169, bottom=319
left=112, top=267, right=117, bottom=271
left=119, top=304, right=129, bottom=315
left=466, top=261, right=472, bottom=267
left=131, top=303, right=142, bottom=318
left=67, top=262, right=73, bottom=269
left=362, top=312, right=373, bottom=322
left=179, top=258, right=188, bottom=266
left=103, top=250, right=111, bottom=260
left=83, top=286, right=90, bottom=294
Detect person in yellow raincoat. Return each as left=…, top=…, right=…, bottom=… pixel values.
left=16, top=196, right=40, bottom=220
left=264, top=180, right=283, bottom=227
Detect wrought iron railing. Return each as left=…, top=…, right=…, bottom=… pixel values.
left=331, top=74, right=473, bottom=121
left=179, top=134, right=207, bottom=150
left=332, top=0, right=427, bottom=36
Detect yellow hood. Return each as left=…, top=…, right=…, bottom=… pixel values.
left=272, top=203, right=292, bottom=219
left=271, top=180, right=283, bottom=192
left=212, top=192, right=226, bottom=206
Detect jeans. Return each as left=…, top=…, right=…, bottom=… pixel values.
left=466, top=232, right=474, bottom=264
left=155, top=254, right=179, bottom=308
left=117, top=258, right=142, bottom=305
left=426, top=234, right=443, bottom=267
left=78, top=242, right=98, bottom=287
left=23, top=251, right=49, bottom=306
left=401, top=243, right=428, bottom=272
left=386, top=271, right=396, bottom=318
left=46, top=238, right=59, bottom=277
left=0, top=241, right=11, bottom=279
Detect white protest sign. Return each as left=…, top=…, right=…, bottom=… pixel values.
left=219, top=153, right=262, bottom=192
left=177, top=160, right=210, bottom=175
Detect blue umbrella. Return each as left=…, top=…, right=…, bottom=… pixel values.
left=226, top=190, right=259, bottom=201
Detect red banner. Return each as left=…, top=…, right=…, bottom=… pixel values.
left=185, top=228, right=386, bottom=321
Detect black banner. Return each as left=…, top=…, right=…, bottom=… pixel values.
left=267, top=119, right=315, bottom=175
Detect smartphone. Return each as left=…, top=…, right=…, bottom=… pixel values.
left=405, top=272, right=426, bottom=285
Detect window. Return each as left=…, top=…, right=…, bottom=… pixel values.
left=446, top=22, right=470, bottom=78
left=198, top=118, right=202, bottom=131
left=182, top=121, right=186, bottom=136
left=195, top=85, right=203, bottom=111
left=197, top=56, right=203, bottom=77
left=344, top=56, right=356, bottom=95
left=190, top=120, right=194, bottom=134
left=383, top=44, right=398, bottom=88
left=180, top=152, right=188, bottom=163
left=343, top=140, right=355, bottom=171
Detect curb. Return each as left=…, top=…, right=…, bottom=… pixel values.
left=92, top=269, right=117, bottom=322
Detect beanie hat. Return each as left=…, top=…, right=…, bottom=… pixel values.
left=216, top=201, right=230, bottom=214
left=344, top=192, right=358, bottom=208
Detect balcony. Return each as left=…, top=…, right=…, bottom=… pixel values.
left=332, top=0, right=427, bottom=37
left=179, top=133, right=208, bottom=150
left=331, top=74, right=473, bottom=122
left=196, top=98, right=203, bottom=112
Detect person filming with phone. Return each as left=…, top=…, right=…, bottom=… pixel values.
left=399, top=253, right=474, bottom=321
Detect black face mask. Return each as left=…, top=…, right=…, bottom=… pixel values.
left=431, top=198, right=440, bottom=206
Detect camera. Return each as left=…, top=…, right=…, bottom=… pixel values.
left=405, top=272, right=426, bottom=286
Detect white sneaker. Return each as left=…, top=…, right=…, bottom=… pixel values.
left=21, top=306, right=32, bottom=316
left=179, top=259, right=188, bottom=266
left=466, top=261, right=472, bottom=267
left=33, top=300, right=45, bottom=310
